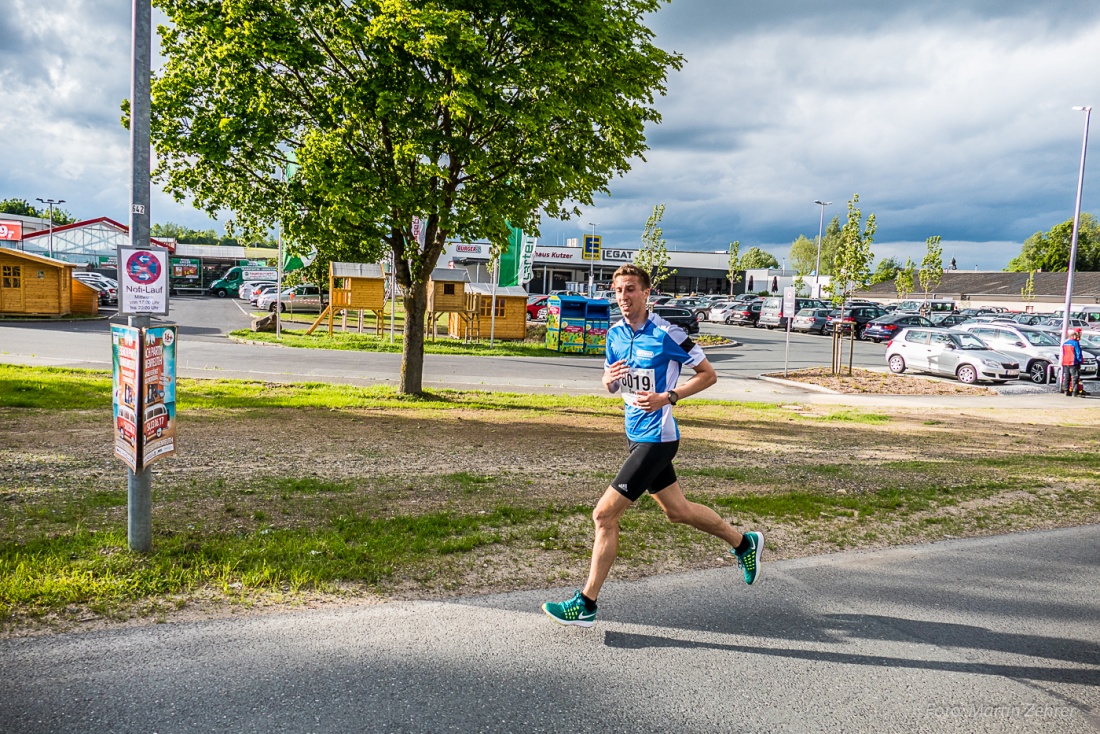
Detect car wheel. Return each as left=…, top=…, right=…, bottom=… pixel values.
left=215, top=289, right=228, bottom=298
left=1028, top=361, right=1050, bottom=384
left=956, top=364, right=978, bottom=384
left=269, top=303, right=277, bottom=312
left=888, top=354, right=906, bottom=374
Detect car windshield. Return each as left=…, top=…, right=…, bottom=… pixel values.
left=955, top=333, right=988, bottom=350
left=1023, top=330, right=1058, bottom=346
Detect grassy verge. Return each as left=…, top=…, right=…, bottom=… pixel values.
left=2, top=364, right=1098, bottom=630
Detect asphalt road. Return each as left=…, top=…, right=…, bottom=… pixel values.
left=2, top=526, right=1097, bottom=733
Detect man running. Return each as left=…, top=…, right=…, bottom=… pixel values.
left=543, top=264, right=764, bottom=627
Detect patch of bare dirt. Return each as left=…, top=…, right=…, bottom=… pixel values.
left=766, top=367, right=997, bottom=395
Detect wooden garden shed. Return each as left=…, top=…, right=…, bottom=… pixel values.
left=0, top=247, right=81, bottom=316
left=449, top=283, right=529, bottom=340
left=427, top=267, right=470, bottom=337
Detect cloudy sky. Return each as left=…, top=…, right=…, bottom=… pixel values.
left=2, top=1, right=1099, bottom=270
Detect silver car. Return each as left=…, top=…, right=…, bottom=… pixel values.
left=707, top=300, right=736, bottom=322
left=886, top=329, right=1020, bottom=384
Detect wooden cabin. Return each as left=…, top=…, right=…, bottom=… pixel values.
left=426, top=267, right=470, bottom=337
left=0, top=247, right=78, bottom=316
left=71, top=280, right=100, bottom=315
left=449, top=283, right=528, bottom=340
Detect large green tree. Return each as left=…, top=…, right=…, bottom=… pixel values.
left=1006, top=214, right=1100, bottom=272
left=869, top=256, right=900, bottom=285
left=148, top=0, right=681, bottom=394
left=788, top=216, right=841, bottom=276
left=740, top=246, right=779, bottom=270
left=919, top=235, right=943, bottom=300
left=825, top=194, right=875, bottom=374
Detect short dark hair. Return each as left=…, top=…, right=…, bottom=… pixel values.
left=612, top=264, right=650, bottom=290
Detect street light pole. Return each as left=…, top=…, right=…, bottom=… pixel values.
left=36, top=197, right=65, bottom=258
left=587, top=221, right=599, bottom=297
left=1061, top=106, right=1092, bottom=342
left=813, top=200, right=830, bottom=299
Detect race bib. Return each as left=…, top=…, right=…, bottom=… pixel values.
left=620, top=368, right=656, bottom=406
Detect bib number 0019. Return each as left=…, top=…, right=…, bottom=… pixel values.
left=620, top=368, right=656, bottom=405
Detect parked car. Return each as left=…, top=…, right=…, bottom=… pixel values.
left=726, top=299, right=762, bottom=326
left=886, top=328, right=1021, bottom=384
left=238, top=279, right=277, bottom=299
left=1011, top=313, right=1049, bottom=326
left=526, top=295, right=550, bottom=320
left=791, top=307, right=833, bottom=335
left=706, top=300, right=737, bottom=322
left=758, top=297, right=828, bottom=330
left=955, top=322, right=1097, bottom=384
left=826, top=305, right=890, bottom=339
left=249, top=283, right=281, bottom=306
left=258, top=284, right=327, bottom=313
left=895, top=298, right=957, bottom=315
left=862, top=313, right=935, bottom=343
left=956, top=308, right=999, bottom=319
left=652, top=306, right=700, bottom=335
left=647, top=295, right=673, bottom=307
left=930, top=313, right=970, bottom=328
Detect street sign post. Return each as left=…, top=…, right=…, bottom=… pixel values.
left=783, top=286, right=796, bottom=376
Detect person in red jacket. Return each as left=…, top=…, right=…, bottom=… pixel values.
left=1061, top=328, right=1087, bottom=397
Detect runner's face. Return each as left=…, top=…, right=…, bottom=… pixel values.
left=613, top=275, right=649, bottom=320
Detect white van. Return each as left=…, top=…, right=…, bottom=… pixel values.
left=895, top=299, right=956, bottom=315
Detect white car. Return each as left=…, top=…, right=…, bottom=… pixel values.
left=886, top=328, right=1020, bottom=384
left=257, top=284, right=326, bottom=313
left=707, top=301, right=736, bottom=322
left=238, top=280, right=277, bottom=299
left=955, top=322, right=1097, bottom=384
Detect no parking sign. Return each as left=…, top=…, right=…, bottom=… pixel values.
left=119, top=246, right=170, bottom=315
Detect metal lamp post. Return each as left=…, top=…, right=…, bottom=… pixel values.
left=813, top=200, right=830, bottom=298
left=1061, top=106, right=1092, bottom=342
left=35, top=197, right=65, bottom=258
left=587, top=221, right=599, bottom=297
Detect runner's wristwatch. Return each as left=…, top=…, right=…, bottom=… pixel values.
left=667, top=390, right=679, bottom=406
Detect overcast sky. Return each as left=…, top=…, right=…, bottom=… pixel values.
left=2, top=1, right=1099, bottom=270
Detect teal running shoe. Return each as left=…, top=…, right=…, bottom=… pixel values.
left=543, top=590, right=597, bottom=627
left=733, top=531, right=764, bottom=585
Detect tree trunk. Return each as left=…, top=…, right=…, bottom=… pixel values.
left=400, top=279, right=429, bottom=395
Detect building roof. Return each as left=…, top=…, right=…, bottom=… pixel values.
left=20, top=217, right=175, bottom=252
left=466, top=283, right=528, bottom=297
left=174, top=243, right=247, bottom=258
left=332, top=262, right=385, bottom=279
left=858, top=271, right=1100, bottom=301
left=430, top=267, right=470, bottom=283
left=0, top=246, right=76, bottom=268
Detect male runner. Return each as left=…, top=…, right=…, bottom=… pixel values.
left=543, top=264, right=764, bottom=627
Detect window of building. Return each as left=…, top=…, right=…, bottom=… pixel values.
left=478, top=298, right=505, bottom=317
left=2, top=265, right=20, bottom=289
left=443, top=283, right=455, bottom=295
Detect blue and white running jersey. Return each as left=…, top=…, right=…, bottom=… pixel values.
left=605, top=312, right=707, bottom=443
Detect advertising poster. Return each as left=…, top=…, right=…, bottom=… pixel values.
left=171, top=258, right=199, bottom=280
left=119, top=246, right=169, bottom=315
left=112, top=325, right=141, bottom=472
left=142, top=326, right=177, bottom=467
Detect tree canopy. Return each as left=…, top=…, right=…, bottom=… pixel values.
left=1006, top=214, right=1100, bottom=272
left=149, top=0, right=682, bottom=393
left=740, top=246, right=779, bottom=270
left=788, top=216, right=841, bottom=276
left=0, top=198, right=77, bottom=226
left=869, top=256, right=900, bottom=285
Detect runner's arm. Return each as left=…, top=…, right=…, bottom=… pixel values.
left=604, top=359, right=629, bottom=393
left=662, top=358, right=716, bottom=404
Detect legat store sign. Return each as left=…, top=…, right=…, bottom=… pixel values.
left=0, top=220, right=22, bottom=241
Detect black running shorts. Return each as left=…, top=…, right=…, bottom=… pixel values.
left=610, top=440, right=679, bottom=502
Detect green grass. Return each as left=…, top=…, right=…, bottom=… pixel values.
left=815, top=410, right=891, bottom=424
left=0, top=366, right=112, bottom=409
left=230, top=328, right=591, bottom=358
left=0, top=504, right=582, bottom=619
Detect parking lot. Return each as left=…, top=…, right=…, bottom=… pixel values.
left=0, top=295, right=1083, bottom=398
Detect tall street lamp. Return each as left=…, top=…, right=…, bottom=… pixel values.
left=587, top=221, right=599, bottom=297
left=1061, top=106, right=1092, bottom=342
left=813, top=200, right=831, bottom=298
left=36, top=197, right=65, bottom=258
